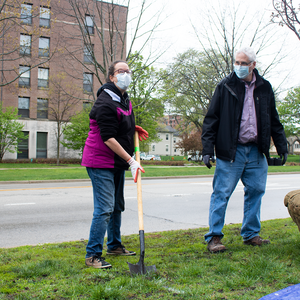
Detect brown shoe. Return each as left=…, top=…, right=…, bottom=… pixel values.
left=244, top=236, right=270, bottom=246
left=106, top=245, right=136, bottom=256
left=207, top=236, right=226, bottom=253
left=85, top=255, right=112, bottom=269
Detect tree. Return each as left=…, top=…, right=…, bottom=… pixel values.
left=61, top=107, right=90, bottom=155
left=277, top=86, right=300, bottom=146
left=271, top=0, right=300, bottom=40
left=0, top=103, right=26, bottom=161
left=160, top=49, right=221, bottom=132
left=0, top=0, right=55, bottom=89
left=53, top=0, right=165, bottom=101
left=47, top=72, right=82, bottom=165
left=176, top=130, right=203, bottom=157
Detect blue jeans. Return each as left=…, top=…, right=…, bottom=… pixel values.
left=85, top=167, right=125, bottom=258
left=204, top=143, right=268, bottom=243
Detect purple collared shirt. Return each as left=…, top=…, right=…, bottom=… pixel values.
left=238, top=72, right=258, bottom=144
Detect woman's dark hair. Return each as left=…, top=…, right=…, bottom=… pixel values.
left=106, top=60, right=127, bottom=83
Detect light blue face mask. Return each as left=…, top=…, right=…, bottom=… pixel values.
left=116, top=73, right=132, bottom=90
left=234, top=64, right=252, bottom=79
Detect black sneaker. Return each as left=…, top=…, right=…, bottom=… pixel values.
left=107, top=245, right=136, bottom=256
left=85, top=255, right=112, bottom=269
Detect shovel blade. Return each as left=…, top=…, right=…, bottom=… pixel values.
left=128, top=261, right=157, bottom=275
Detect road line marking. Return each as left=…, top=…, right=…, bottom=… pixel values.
left=4, top=203, right=35, bottom=206
left=164, top=194, right=192, bottom=197
left=0, top=186, right=92, bottom=192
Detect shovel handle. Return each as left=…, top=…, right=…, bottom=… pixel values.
left=134, top=131, right=144, bottom=231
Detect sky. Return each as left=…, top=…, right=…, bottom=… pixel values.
left=127, top=0, right=300, bottom=98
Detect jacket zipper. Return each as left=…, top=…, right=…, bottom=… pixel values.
left=224, top=83, right=243, bottom=163
left=224, top=83, right=238, bottom=100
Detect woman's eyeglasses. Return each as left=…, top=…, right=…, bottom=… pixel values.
left=114, top=69, right=132, bottom=75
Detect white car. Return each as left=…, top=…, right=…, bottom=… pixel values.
left=187, top=154, right=202, bottom=161
left=144, top=155, right=155, bottom=160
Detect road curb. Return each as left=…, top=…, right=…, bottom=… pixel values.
left=0, top=172, right=299, bottom=184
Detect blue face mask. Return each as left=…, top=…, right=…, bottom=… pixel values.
left=116, top=73, right=132, bottom=90
left=234, top=65, right=251, bottom=79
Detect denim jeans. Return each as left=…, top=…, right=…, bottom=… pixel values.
left=85, top=167, right=125, bottom=258
left=204, top=143, right=268, bottom=243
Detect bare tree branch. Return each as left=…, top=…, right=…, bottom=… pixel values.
left=271, top=0, right=300, bottom=40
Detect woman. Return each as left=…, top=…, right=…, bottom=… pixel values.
left=82, top=60, right=148, bottom=269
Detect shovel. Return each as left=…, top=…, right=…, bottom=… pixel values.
left=127, top=131, right=157, bottom=275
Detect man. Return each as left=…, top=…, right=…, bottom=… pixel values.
left=201, top=47, right=288, bottom=253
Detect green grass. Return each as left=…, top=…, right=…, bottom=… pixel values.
left=0, top=163, right=80, bottom=169
left=0, top=218, right=300, bottom=299
left=0, top=165, right=300, bottom=181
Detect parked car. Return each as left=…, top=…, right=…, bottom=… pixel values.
left=145, top=154, right=155, bottom=160
left=140, top=152, right=147, bottom=160
left=154, top=155, right=161, bottom=161
left=187, top=154, right=202, bottom=161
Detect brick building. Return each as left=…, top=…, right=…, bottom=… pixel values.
left=1, top=0, right=127, bottom=159
left=163, top=114, right=182, bottom=129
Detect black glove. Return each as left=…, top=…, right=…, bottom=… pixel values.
left=279, top=153, right=288, bottom=165
left=203, top=155, right=213, bottom=169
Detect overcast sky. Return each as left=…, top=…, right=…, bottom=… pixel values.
left=127, top=0, right=300, bottom=96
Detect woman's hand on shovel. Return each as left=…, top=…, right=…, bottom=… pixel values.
left=127, top=157, right=145, bottom=183
left=135, top=125, right=149, bottom=141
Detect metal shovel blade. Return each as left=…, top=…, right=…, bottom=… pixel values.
left=128, top=230, right=157, bottom=275
left=128, top=258, right=157, bottom=275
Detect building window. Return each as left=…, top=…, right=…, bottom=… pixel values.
left=295, top=142, right=300, bottom=149
left=19, top=66, right=30, bottom=87
left=40, top=7, right=50, bottom=28
left=36, top=132, right=47, bottom=158
left=173, top=137, right=176, bottom=143
left=174, top=148, right=177, bottom=153
left=85, top=15, right=94, bottom=34
left=17, top=131, right=29, bottom=159
left=18, top=97, right=30, bottom=117
left=38, top=68, right=49, bottom=88
left=37, top=99, right=48, bottom=119
left=166, top=144, right=169, bottom=152
left=20, top=34, right=31, bottom=56
left=39, top=37, right=50, bottom=57
left=83, top=73, right=93, bottom=93
left=21, top=4, right=32, bottom=25
left=84, top=44, right=93, bottom=63
left=166, top=134, right=169, bottom=140
left=152, top=145, right=155, bottom=151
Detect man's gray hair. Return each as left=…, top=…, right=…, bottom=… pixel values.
left=235, top=47, right=256, bottom=62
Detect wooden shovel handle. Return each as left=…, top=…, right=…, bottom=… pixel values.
left=134, top=131, right=144, bottom=231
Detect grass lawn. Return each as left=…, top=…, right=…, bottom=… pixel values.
left=0, top=164, right=300, bottom=181
left=0, top=218, right=300, bottom=299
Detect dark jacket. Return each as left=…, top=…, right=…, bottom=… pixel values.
left=81, top=82, right=135, bottom=169
left=201, top=69, right=287, bottom=162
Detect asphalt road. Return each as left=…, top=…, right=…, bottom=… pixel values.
left=0, top=173, right=299, bottom=248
